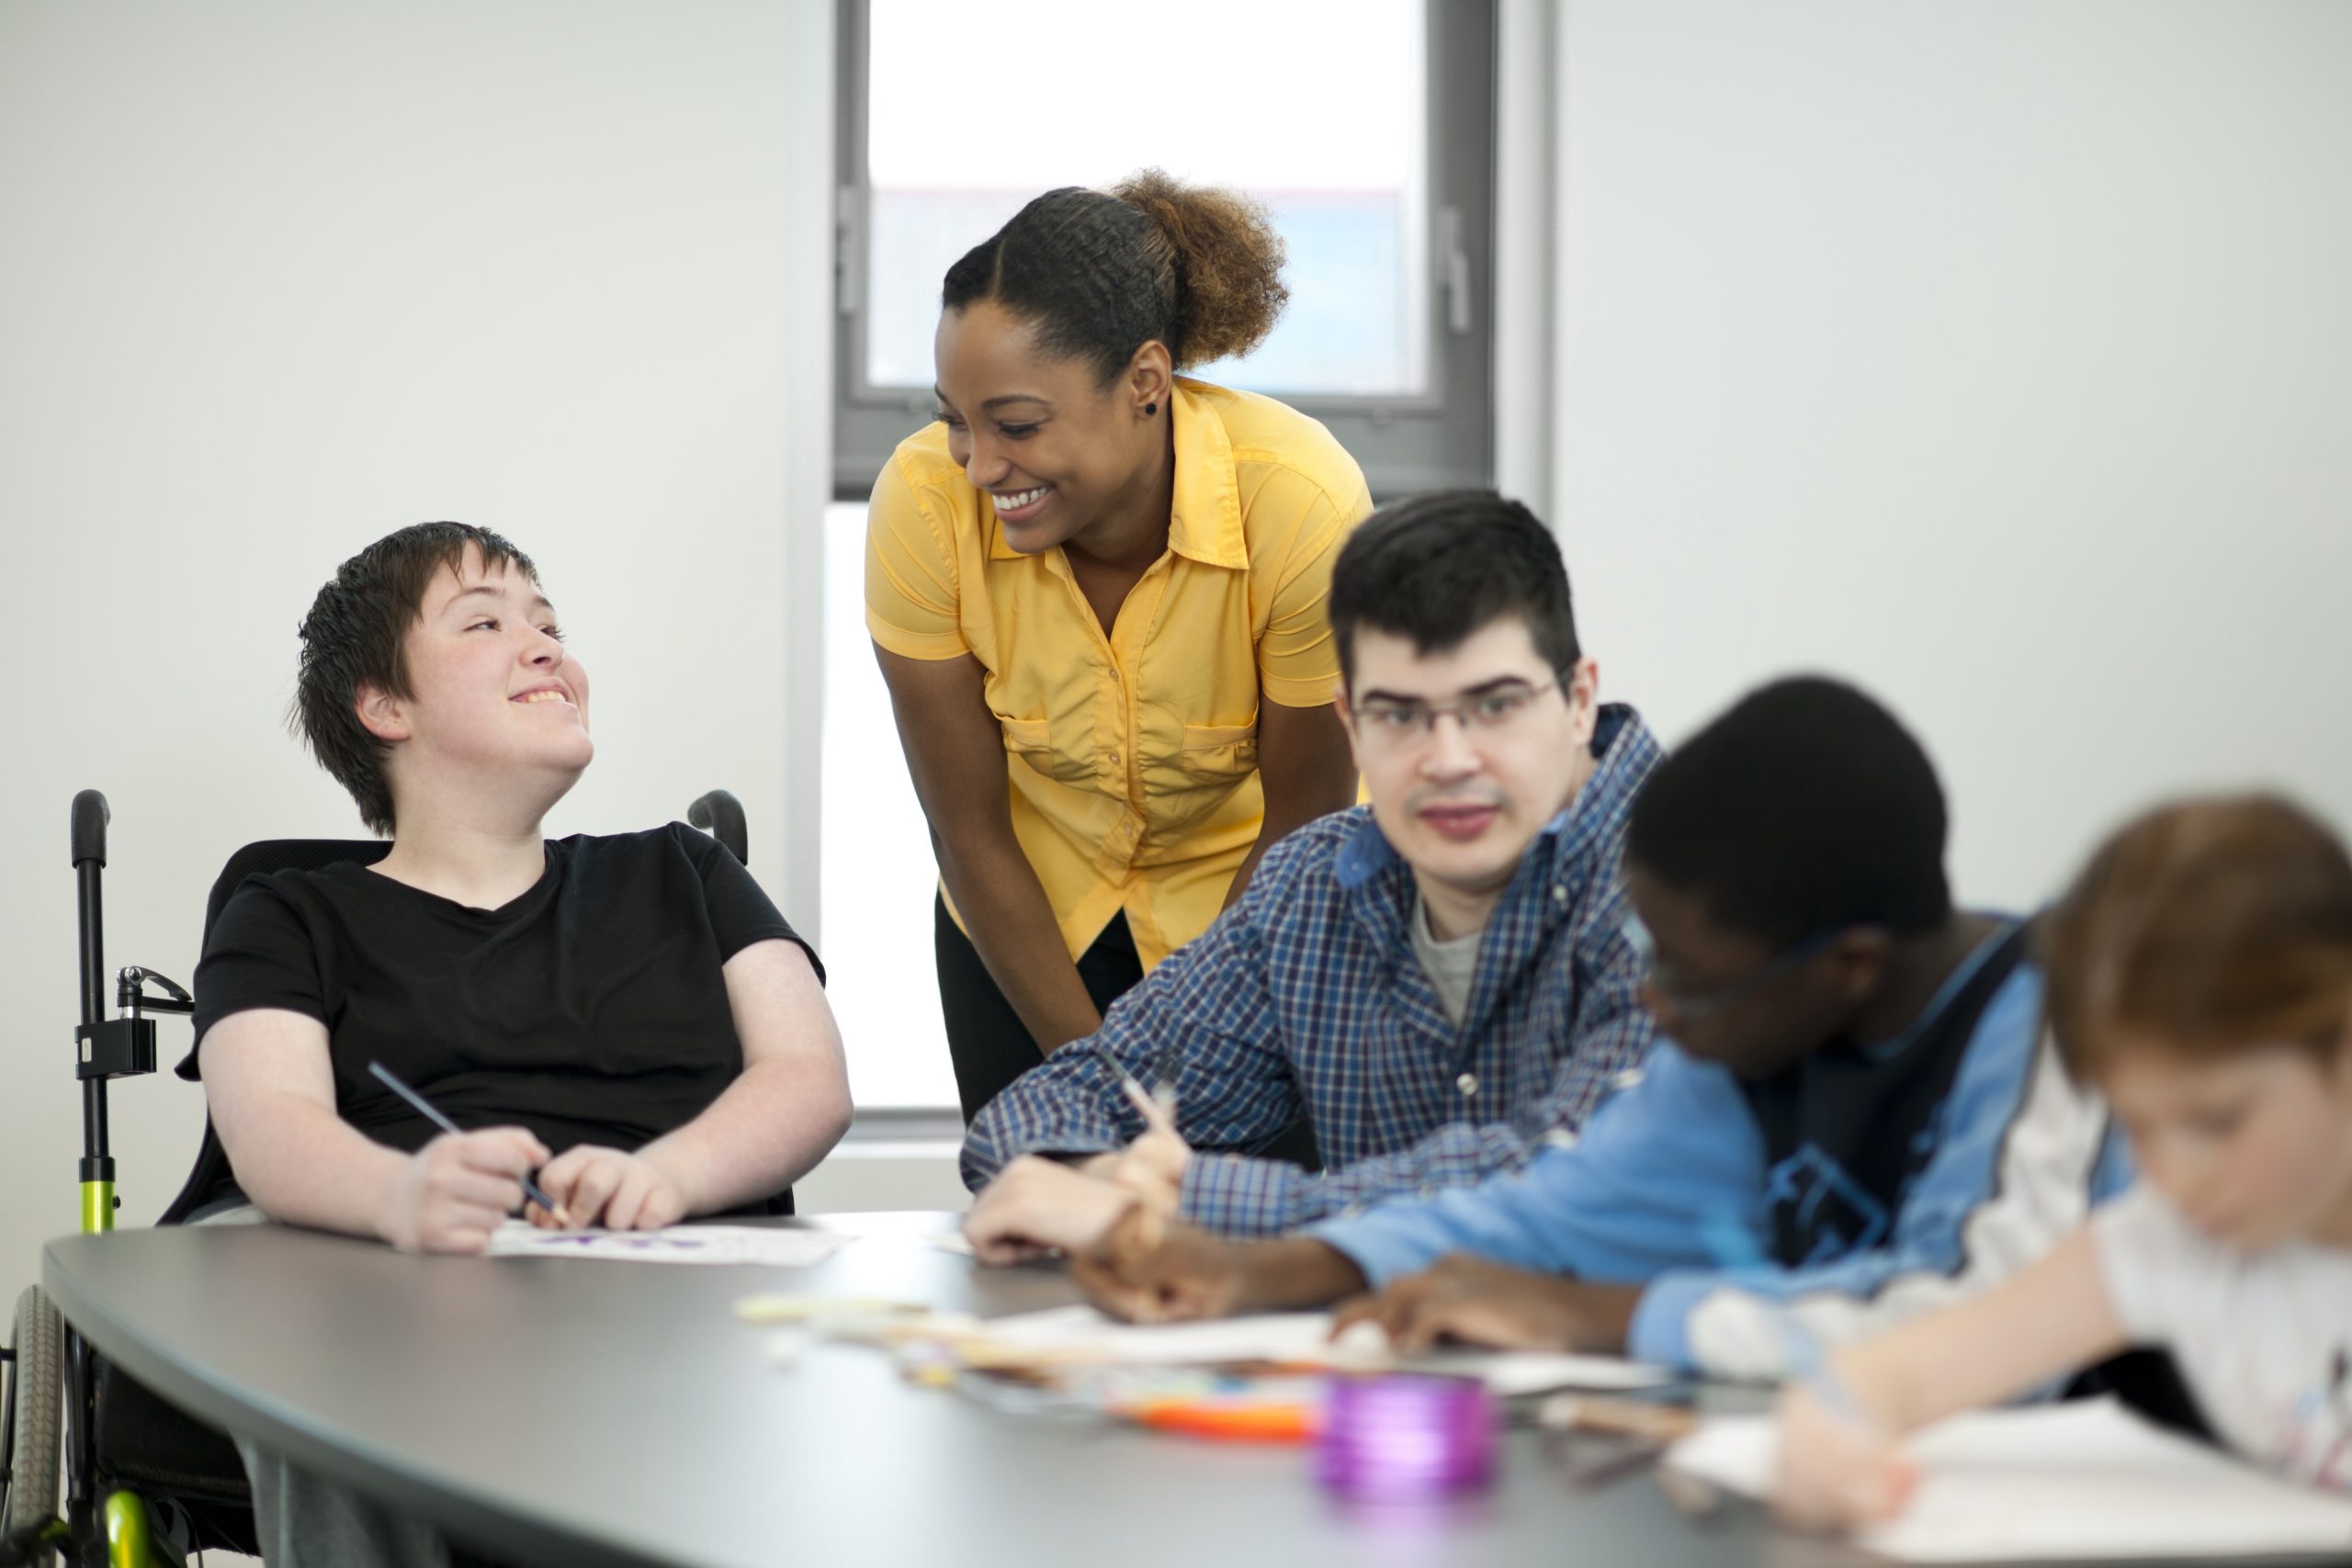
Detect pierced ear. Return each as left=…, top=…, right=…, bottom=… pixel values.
left=355, top=685, right=409, bottom=744
left=1127, top=340, right=1174, bottom=414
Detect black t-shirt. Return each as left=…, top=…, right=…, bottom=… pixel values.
left=188, top=824, right=820, bottom=1210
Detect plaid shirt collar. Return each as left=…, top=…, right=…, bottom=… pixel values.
left=1332, top=703, right=1657, bottom=940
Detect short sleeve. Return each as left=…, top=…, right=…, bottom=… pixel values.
left=186, top=877, right=329, bottom=1077
left=1256, top=477, right=1372, bottom=708
left=865, top=452, right=971, bottom=661
left=2090, top=1182, right=2209, bottom=1345
left=677, top=826, right=826, bottom=984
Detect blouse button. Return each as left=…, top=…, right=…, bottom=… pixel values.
left=1456, top=1072, right=1479, bottom=1097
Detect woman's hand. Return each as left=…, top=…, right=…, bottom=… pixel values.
left=1770, top=1382, right=1918, bottom=1534
left=377, top=1127, right=548, bottom=1254
left=537, top=1145, right=690, bottom=1232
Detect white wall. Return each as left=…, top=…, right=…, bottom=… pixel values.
left=1555, top=0, right=2352, bottom=909
left=0, top=2, right=836, bottom=1295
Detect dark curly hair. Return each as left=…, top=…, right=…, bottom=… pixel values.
left=942, top=169, right=1289, bottom=383
left=1629, top=677, right=1952, bottom=948
left=292, top=522, right=538, bottom=835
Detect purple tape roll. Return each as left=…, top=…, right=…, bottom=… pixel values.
left=1315, top=1374, right=1500, bottom=1499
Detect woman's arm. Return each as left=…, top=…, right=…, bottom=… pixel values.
left=876, top=643, right=1105, bottom=1052
left=202, top=1008, right=548, bottom=1252
left=598, top=938, right=853, bottom=1221
left=1774, top=1228, right=2132, bottom=1530
left=1223, top=695, right=1357, bottom=908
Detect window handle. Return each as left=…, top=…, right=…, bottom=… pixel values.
left=1439, top=205, right=1474, bottom=336
left=835, top=184, right=863, bottom=318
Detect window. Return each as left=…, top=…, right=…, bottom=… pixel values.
left=831, top=0, right=1498, bottom=501
left=822, top=1, right=1500, bottom=1108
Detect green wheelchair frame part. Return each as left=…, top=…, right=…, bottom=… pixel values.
left=64, top=1186, right=166, bottom=1568
left=79, top=1182, right=114, bottom=1240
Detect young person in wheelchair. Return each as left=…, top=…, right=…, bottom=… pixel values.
left=187, top=522, right=854, bottom=1564
left=191, top=520, right=853, bottom=1247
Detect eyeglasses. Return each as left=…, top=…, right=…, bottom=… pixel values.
left=1350, top=674, right=1570, bottom=749
left=1621, top=913, right=1843, bottom=1023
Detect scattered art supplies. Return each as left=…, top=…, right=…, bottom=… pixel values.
left=896, top=1303, right=1675, bottom=1397
left=487, top=1221, right=850, bottom=1268
left=1665, top=1395, right=2352, bottom=1562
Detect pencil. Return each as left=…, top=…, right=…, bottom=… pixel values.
left=1119, top=1074, right=1179, bottom=1139
left=367, top=1060, right=576, bottom=1228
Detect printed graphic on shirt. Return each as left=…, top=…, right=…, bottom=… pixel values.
left=1764, top=1144, right=1892, bottom=1265
left=2269, top=1345, right=2352, bottom=1494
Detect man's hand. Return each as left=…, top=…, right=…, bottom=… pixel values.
left=537, top=1145, right=690, bottom=1232
left=1069, top=1216, right=1368, bottom=1325
left=1770, top=1382, right=1918, bottom=1533
left=1070, top=1208, right=1248, bottom=1323
left=1329, top=1255, right=1643, bottom=1354
left=964, top=1156, right=1153, bottom=1265
left=378, top=1127, right=548, bottom=1254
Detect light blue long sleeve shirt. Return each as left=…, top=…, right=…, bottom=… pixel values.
left=1306, top=955, right=2135, bottom=1376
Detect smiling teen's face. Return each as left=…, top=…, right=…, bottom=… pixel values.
left=932, top=299, right=1169, bottom=554
left=2100, top=1036, right=2352, bottom=1255
left=1340, top=617, right=1599, bottom=930
left=358, top=550, right=592, bottom=813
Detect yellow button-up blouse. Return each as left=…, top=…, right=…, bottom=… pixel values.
left=865, top=378, right=1373, bottom=969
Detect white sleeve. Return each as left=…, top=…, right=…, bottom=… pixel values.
left=2089, top=1182, right=2211, bottom=1345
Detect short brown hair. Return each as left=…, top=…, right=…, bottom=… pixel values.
left=293, top=522, right=538, bottom=835
left=2043, top=795, right=2352, bottom=1081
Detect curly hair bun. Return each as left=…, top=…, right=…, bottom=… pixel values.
left=1113, top=169, right=1290, bottom=367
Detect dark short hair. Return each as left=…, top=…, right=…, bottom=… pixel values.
left=293, top=522, right=537, bottom=835
left=2044, top=795, right=2352, bottom=1083
left=1327, top=490, right=1580, bottom=687
left=1628, top=676, right=1951, bottom=947
left=943, top=170, right=1287, bottom=384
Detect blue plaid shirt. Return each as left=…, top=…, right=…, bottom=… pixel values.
left=961, top=705, right=1663, bottom=1235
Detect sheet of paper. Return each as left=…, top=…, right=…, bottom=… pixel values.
left=966, top=1304, right=1670, bottom=1392
left=1666, top=1397, right=2352, bottom=1562
left=486, top=1222, right=850, bottom=1268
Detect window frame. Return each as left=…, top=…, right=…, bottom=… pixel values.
left=830, top=0, right=1498, bottom=502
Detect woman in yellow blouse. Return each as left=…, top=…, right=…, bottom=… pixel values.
left=867, top=171, right=1373, bottom=1122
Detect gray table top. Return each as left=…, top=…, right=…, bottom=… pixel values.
left=46, top=1213, right=1859, bottom=1568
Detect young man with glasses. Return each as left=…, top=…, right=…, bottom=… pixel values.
left=961, top=491, right=1662, bottom=1255
left=1062, top=678, right=2133, bottom=1377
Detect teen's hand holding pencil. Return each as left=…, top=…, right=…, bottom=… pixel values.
left=1770, top=1364, right=1917, bottom=1532
left=368, top=1060, right=575, bottom=1251
left=1107, top=1074, right=1191, bottom=1219
left=961, top=1074, right=1191, bottom=1265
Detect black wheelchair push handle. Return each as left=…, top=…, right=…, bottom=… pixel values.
left=688, top=788, right=748, bottom=864
left=72, top=788, right=109, bottom=869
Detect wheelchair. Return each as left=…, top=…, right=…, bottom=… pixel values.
left=3, top=786, right=758, bottom=1567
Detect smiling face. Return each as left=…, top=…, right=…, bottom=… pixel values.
left=357, top=547, right=592, bottom=826
left=2100, top=1035, right=2352, bottom=1254
left=932, top=298, right=1170, bottom=556
left=1340, top=616, right=1600, bottom=936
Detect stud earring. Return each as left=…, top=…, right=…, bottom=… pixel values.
left=1143, top=401, right=1158, bottom=416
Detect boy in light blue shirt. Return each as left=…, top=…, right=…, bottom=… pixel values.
left=1073, top=677, right=2134, bottom=1379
